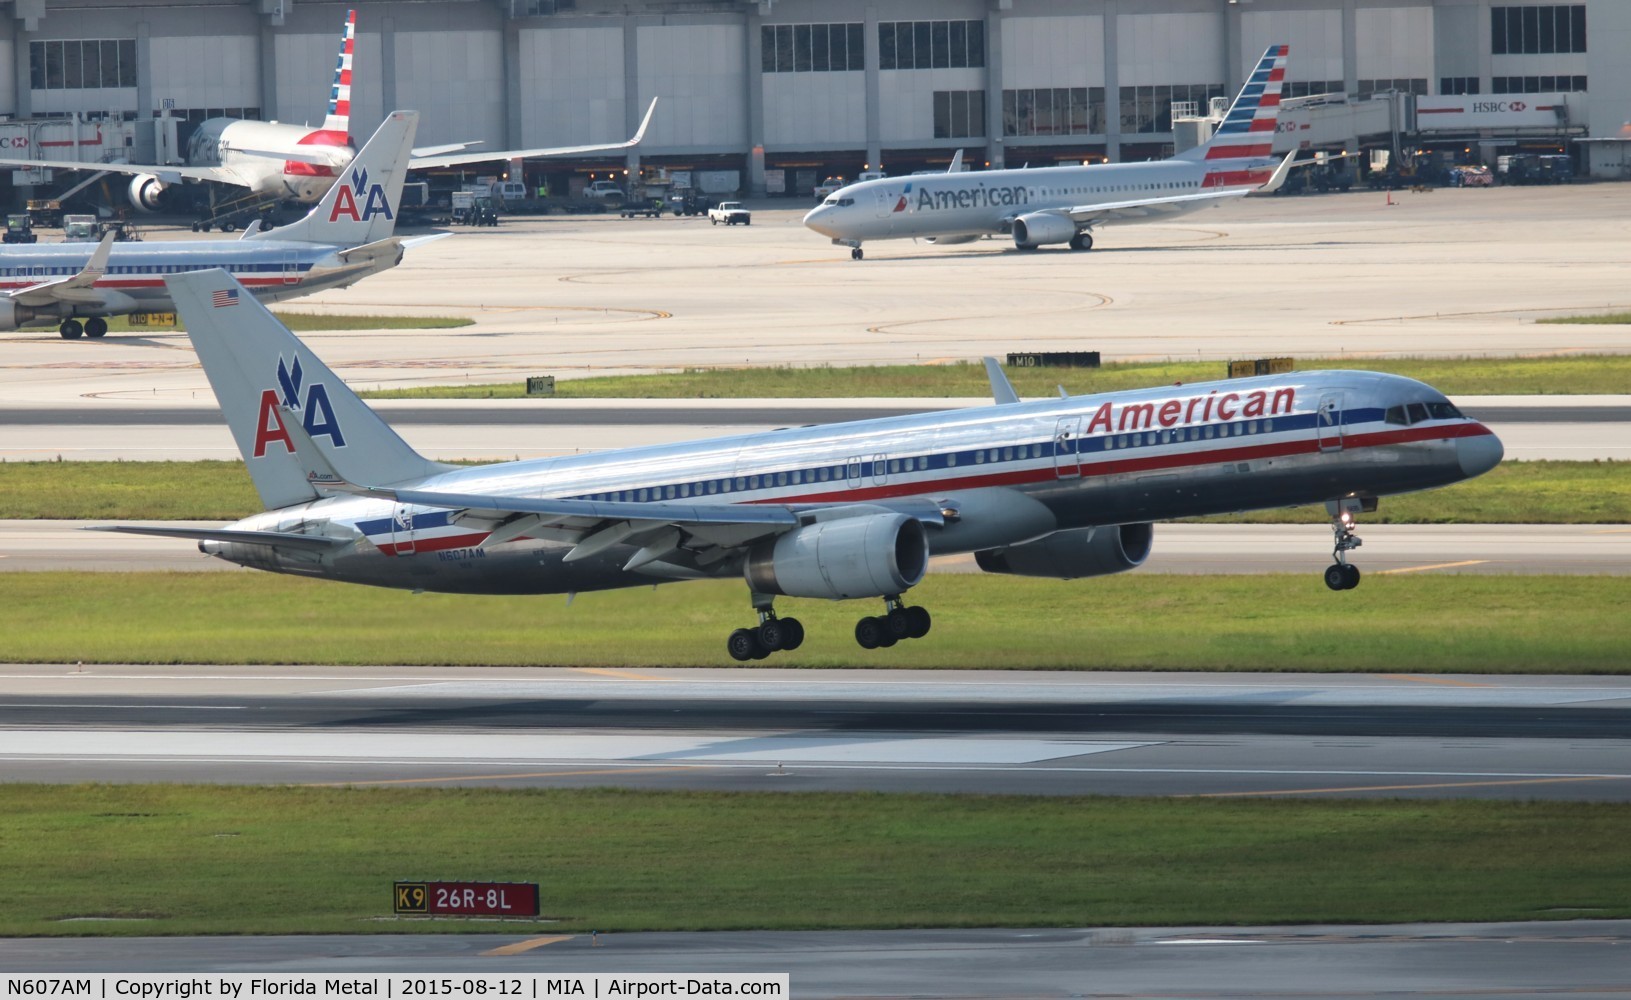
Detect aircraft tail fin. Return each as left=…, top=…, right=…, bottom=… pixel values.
left=1174, top=43, right=1288, bottom=190
left=256, top=110, right=417, bottom=246
left=322, top=9, right=357, bottom=134
left=165, top=268, right=446, bottom=512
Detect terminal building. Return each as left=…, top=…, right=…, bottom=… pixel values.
left=1, top=0, right=1628, bottom=204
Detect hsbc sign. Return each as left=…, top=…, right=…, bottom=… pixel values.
left=1416, top=93, right=1568, bottom=130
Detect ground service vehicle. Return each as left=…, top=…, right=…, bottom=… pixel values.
left=585, top=180, right=624, bottom=199
left=3, top=215, right=36, bottom=244
left=709, top=201, right=751, bottom=225
left=813, top=176, right=846, bottom=199
left=62, top=215, right=99, bottom=242
left=620, top=198, right=665, bottom=218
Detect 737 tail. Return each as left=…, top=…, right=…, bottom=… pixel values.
left=254, top=109, right=417, bottom=246
left=1176, top=44, right=1288, bottom=190
left=165, top=268, right=445, bottom=511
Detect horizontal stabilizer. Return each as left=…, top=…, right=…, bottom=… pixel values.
left=86, top=524, right=347, bottom=551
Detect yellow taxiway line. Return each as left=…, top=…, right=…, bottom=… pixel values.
left=1190, top=775, right=1624, bottom=798
left=481, top=936, right=575, bottom=957
left=301, top=765, right=705, bottom=788
left=1373, top=559, right=1489, bottom=575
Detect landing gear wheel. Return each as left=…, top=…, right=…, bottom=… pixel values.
left=778, top=617, right=805, bottom=651
left=904, top=605, right=932, bottom=639
left=59, top=320, right=83, bottom=340
left=885, top=608, right=912, bottom=641
left=84, top=317, right=108, bottom=339
left=855, top=616, right=883, bottom=650
left=1070, top=232, right=1094, bottom=251
left=1324, top=565, right=1348, bottom=591
left=727, top=628, right=765, bottom=662
left=1342, top=564, right=1361, bottom=590
left=758, top=618, right=789, bottom=652
left=850, top=247, right=863, bottom=260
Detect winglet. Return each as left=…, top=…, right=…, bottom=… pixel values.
left=1256, top=151, right=1298, bottom=194
left=983, top=357, right=1020, bottom=405
left=65, top=231, right=116, bottom=289
left=629, top=97, right=659, bottom=147
left=947, top=149, right=963, bottom=173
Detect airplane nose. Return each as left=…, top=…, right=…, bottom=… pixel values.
left=803, top=205, right=835, bottom=237
left=1457, top=428, right=1503, bottom=478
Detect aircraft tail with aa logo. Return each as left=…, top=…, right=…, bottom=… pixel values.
left=256, top=109, right=418, bottom=248
left=165, top=268, right=446, bottom=511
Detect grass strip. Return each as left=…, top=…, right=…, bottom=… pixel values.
left=1, top=459, right=1624, bottom=523
left=1, top=572, right=1625, bottom=672
left=361, top=355, right=1631, bottom=399
left=2, top=785, right=1627, bottom=936
left=106, top=313, right=472, bottom=333
left=1536, top=313, right=1631, bottom=325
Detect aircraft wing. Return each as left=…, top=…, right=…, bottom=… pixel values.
left=408, top=98, right=658, bottom=171
left=1061, top=154, right=1296, bottom=225
left=0, top=156, right=249, bottom=188
left=345, top=482, right=944, bottom=576
left=9, top=233, right=117, bottom=307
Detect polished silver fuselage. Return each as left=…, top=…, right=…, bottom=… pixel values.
left=208, top=371, right=1502, bottom=594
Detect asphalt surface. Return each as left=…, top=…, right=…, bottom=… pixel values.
left=4, top=667, right=1627, bottom=799
left=3, top=922, right=1630, bottom=997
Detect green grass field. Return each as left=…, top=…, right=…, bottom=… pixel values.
left=2, top=785, right=1626, bottom=936
left=361, top=355, right=1631, bottom=399
left=1537, top=313, right=1631, bottom=325
left=2, top=572, right=1625, bottom=672
left=2, top=459, right=1624, bottom=523
left=106, top=312, right=472, bottom=333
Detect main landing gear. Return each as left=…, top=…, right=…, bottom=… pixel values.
left=57, top=318, right=107, bottom=340
left=855, top=595, right=931, bottom=650
left=1324, top=499, right=1366, bottom=591
left=727, top=603, right=806, bottom=662
left=1069, top=231, right=1094, bottom=251
left=850, top=246, right=864, bottom=260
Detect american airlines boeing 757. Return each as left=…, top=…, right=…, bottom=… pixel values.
left=805, top=45, right=1294, bottom=259
left=99, top=271, right=1503, bottom=660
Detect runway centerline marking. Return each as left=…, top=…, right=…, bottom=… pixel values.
left=299, top=765, right=712, bottom=787
left=1380, top=674, right=1494, bottom=688
left=480, top=936, right=575, bottom=956
left=1374, top=559, right=1489, bottom=575
left=1189, top=775, right=1626, bottom=798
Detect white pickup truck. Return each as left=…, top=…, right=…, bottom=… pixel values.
left=708, top=201, right=751, bottom=226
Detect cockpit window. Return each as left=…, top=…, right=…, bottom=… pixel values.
left=1388, top=400, right=1465, bottom=426
left=840, top=197, right=855, bottom=206
left=823, top=196, right=839, bottom=206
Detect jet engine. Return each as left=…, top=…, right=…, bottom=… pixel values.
left=974, top=523, right=1153, bottom=579
left=0, top=298, right=52, bottom=331
left=127, top=174, right=167, bottom=213
left=745, top=513, right=929, bottom=600
left=1011, top=211, right=1077, bottom=250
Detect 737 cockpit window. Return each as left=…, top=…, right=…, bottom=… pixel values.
left=1387, top=400, right=1465, bottom=425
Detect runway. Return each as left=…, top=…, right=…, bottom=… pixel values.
left=1, top=395, right=1626, bottom=461
left=4, top=666, right=1628, bottom=799
left=4, top=520, right=1627, bottom=574
left=3, top=921, right=1630, bottom=998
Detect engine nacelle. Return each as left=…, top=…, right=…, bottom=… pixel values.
left=745, top=513, right=929, bottom=600
left=0, top=297, right=51, bottom=331
left=1011, top=211, right=1078, bottom=250
left=128, top=174, right=167, bottom=213
left=975, top=523, right=1154, bottom=580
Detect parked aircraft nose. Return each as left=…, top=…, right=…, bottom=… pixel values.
left=1457, top=428, right=1503, bottom=478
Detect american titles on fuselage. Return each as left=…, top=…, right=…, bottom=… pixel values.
left=906, top=182, right=1032, bottom=212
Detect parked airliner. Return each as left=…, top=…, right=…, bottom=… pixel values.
left=805, top=44, right=1293, bottom=259
left=1, top=111, right=430, bottom=339
left=0, top=9, right=657, bottom=212
left=96, top=269, right=1503, bottom=660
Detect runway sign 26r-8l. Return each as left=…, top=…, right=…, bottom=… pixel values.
left=394, top=881, right=541, bottom=917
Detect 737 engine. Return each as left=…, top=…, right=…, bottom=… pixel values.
left=745, top=513, right=929, bottom=600
left=1011, top=211, right=1078, bottom=250
left=127, top=174, right=168, bottom=213
left=0, top=298, right=53, bottom=331
left=975, top=523, right=1153, bottom=579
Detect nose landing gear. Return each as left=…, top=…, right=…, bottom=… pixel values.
left=855, top=595, right=931, bottom=649
left=1324, top=499, right=1366, bottom=591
